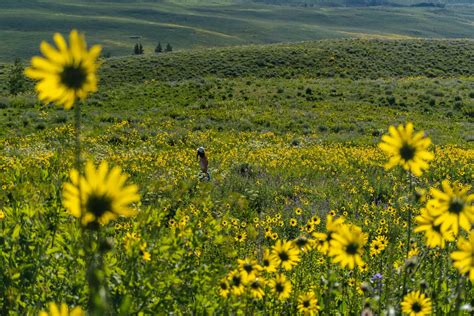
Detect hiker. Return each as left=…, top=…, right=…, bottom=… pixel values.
left=197, top=147, right=210, bottom=181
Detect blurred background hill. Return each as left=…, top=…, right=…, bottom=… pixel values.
left=0, top=0, right=472, bottom=62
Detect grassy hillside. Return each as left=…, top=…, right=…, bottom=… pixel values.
left=1, top=39, right=472, bottom=144
left=252, top=0, right=474, bottom=5
left=98, top=39, right=474, bottom=85
left=0, top=0, right=473, bottom=62
left=2, top=38, right=472, bottom=89
left=59, top=1, right=474, bottom=5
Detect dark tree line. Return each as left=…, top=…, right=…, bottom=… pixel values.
left=155, top=42, right=172, bottom=53
left=133, top=43, right=144, bottom=55
left=133, top=42, right=173, bottom=55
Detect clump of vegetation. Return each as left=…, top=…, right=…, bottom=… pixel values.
left=133, top=43, right=144, bottom=55
left=7, top=58, right=26, bottom=96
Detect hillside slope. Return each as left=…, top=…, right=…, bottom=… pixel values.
left=0, top=39, right=472, bottom=145
left=99, top=39, right=474, bottom=86
left=0, top=0, right=473, bottom=62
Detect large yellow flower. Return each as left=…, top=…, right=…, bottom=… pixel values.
left=369, top=238, right=386, bottom=256
left=400, top=291, right=432, bottom=316
left=62, top=161, right=140, bottom=226
left=39, top=303, right=84, bottom=316
left=227, top=269, right=245, bottom=296
left=293, top=235, right=313, bottom=252
left=271, top=240, right=300, bottom=271
left=297, top=291, right=320, bottom=315
left=451, top=231, right=474, bottom=282
left=329, top=224, right=368, bottom=269
left=312, top=215, right=345, bottom=255
left=248, top=277, right=266, bottom=300
left=429, top=180, right=473, bottom=235
left=261, top=248, right=278, bottom=273
left=269, top=274, right=292, bottom=301
left=414, top=203, right=454, bottom=248
left=218, top=278, right=230, bottom=298
left=25, top=30, right=101, bottom=109
left=237, top=258, right=262, bottom=283
left=378, top=122, right=433, bottom=177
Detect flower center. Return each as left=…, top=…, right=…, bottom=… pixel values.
left=276, top=283, right=284, bottom=293
left=232, top=275, right=241, bottom=286
left=251, top=281, right=261, bottom=289
left=278, top=251, right=289, bottom=261
left=399, top=143, right=415, bottom=161
left=412, top=302, right=422, bottom=313
left=448, top=198, right=464, bottom=214
left=86, top=194, right=112, bottom=218
left=220, top=282, right=228, bottom=290
left=346, top=242, right=359, bottom=255
left=244, top=263, right=253, bottom=273
left=61, top=64, right=87, bottom=90
left=303, top=300, right=310, bottom=308
left=296, top=238, right=308, bottom=247
left=263, top=259, right=270, bottom=267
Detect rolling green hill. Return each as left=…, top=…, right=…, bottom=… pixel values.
left=0, top=0, right=473, bottom=62
left=97, top=39, right=474, bottom=86
left=1, top=38, right=472, bottom=144
left=251, top=0, right=474, bottom=5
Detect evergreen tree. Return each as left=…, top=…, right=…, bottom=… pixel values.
left=155, top=42, right=162, bottom=53
left=165, top=43, right=173, bottom=52
left=133, top=43, right=145, bottom=55
left=8, top=58, right=26, bottom=96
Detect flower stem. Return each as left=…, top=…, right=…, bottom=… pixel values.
left=324, top=256, right=332, bottom=314
left=401, top=173, right=413, bottom=298
left=86, top=230, right=110, bottom=315
left=454, top=276, right=463, bottom=314
left=74, top=101, right=108, bottom=314
left=74, top=101, right=82, bottom=172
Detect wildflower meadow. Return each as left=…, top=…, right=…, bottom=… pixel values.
left=0, top=30, right=472, bottom=315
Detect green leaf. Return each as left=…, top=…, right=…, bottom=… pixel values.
left=46, top=247, right=61, bottom=255
left=12, top=224, right=21, bottom=240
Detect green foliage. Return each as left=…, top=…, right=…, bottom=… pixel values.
left=7, top=58, right=26, bottom=96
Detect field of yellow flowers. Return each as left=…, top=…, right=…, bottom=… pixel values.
left=0, top=31, right=473, bottom=315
